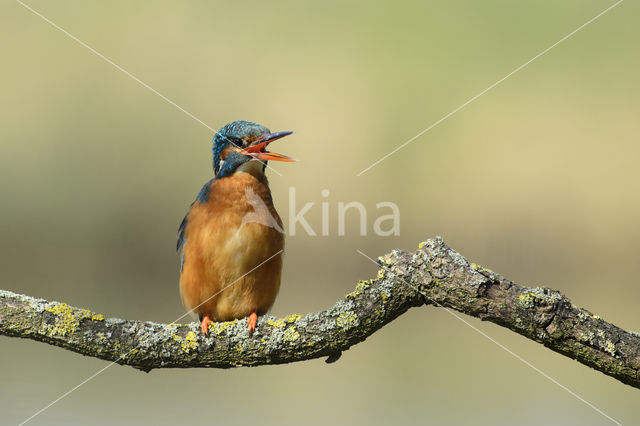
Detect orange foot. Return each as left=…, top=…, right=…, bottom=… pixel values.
left=200, top=315, right=212, bottom=335
left=248, top=312, right=257, bottom=333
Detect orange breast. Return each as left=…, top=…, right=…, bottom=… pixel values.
left=179, top=172, right=284, bottom=321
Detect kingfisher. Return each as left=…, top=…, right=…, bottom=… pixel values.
left=177, top=120, right=295, bottom=334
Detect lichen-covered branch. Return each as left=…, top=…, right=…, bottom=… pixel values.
left=1, top=238, right=639, bottom=389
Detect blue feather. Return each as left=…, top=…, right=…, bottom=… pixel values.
left=212, top=120, right=270, bottom=174
left=196, top=179, right=213, bottom=203
left=216, top=152, right=250, bottom=179
left=176, top=208, right=190, bottom=273
left=177, top=180, right=214, bottom=273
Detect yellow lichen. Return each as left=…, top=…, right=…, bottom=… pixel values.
left=418, top=241, right=425, bottom=249
left=44, top=303, right=102, bottom=336
left=285, top=314, right=302, bottom=323
left=210, top=320, right=236, bottom=335
left=593, top=315, right=601, bottom=320
left=374, top=308, right=385, bottom=320
left=44, top=304, right=77, bottom=336
left=377, top=269, right=385, bottom=279
left=268, top=318, right=286, bottom=329
left=283, top=327, right=300, bottom=342
left=234, top=344, right=244, bottom=352
left=336, top=311, right=359, bottom=329
left=345, top=280, right=371, bottom=299
left=604, top=341, right=616, bottom=356
left=181, top=331, right=198, bottom=353
left=356, top=280, right=370, bottom=291
left=518, top=292, right=535, bottom=308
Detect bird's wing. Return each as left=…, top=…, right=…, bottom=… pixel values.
left=176, top=205, right=191, bottom=274
left=177, top=179, right=214, bottom=274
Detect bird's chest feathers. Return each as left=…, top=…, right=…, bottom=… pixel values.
left=187, top=171, right=283, bottom=255
left=211, top=171, right=277, bottom=224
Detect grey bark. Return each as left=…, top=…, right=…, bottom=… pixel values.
left=1, top=237, right=638, bottom=389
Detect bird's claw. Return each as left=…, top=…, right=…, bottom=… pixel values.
left=248, top=312, right=257, bottom=333
left=200, top=315, right=212, bottom=335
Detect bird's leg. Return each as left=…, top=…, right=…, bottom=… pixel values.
left=200, top=315, right=212, bottom=335
left=248, top=312, right=258, bottom=333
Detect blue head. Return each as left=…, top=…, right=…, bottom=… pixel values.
left=212, top=120, right=295, bottom=175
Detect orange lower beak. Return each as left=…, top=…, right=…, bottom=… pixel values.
left=249, top=151, right=296, bottom=162
left=241, top=131, right=296, bottom=162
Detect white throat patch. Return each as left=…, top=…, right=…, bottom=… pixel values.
left=236, top=158, right=266, bottom=177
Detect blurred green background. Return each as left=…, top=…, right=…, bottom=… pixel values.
left=1, top=0, right=638, bottom=424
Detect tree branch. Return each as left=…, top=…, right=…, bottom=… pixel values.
left=1, top=237, right=638, bottom=388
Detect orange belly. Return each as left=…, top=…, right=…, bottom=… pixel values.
left=179, top=172, right=284, bottom=321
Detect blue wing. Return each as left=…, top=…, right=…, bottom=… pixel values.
left=176, top=206, right=191, bottom=274
left=177, top=179, right=214, bottom=274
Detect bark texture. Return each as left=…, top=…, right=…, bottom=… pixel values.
left=1, top=237, right=638, bottom=388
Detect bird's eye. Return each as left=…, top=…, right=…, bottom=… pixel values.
left=225, top=137, right=241, bottom=148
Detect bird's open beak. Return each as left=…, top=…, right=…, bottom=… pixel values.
left=241, top=131, right=296, bottom=162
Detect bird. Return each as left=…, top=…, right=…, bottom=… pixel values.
left=177, top=120, right=295, bottom=334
